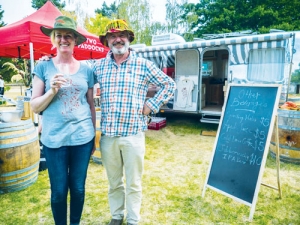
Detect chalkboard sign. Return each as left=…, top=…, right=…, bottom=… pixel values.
left=202, top=84, right=281, bottom=219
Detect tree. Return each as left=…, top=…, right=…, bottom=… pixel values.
left=88, top=0, right=196, bottom=45
left=149, top=21, right=168, bottom=36
left=65, top=0, right=90, bottom=27
left=92, top=0, right=154, bottom=45
left=0, top=5, right=14, bottom=85
left=95, top=1, right=118, bottom=18
left=2, top=59, right=32, bottom=87
left=183, top=0, right=300, bottom=38
left=85, top=13, right=111, bottom=36
left=268, top=0, right=300, bottom=31
left=0, top=5, right=6, bottom=27
left=31, top=0, right=65, bottom=10
left=291, top=63, right=300, bottom=83
left=165, top=0, right=188, bottom=34
left=117, top=0, right=152, bottom=45
left=180, top=2, right=198, bottom=41
left=0, top=58, right=13, bottom=83
left=86, top=1, right=118, bottom=37
left=164, top=0, right=197, bottom=41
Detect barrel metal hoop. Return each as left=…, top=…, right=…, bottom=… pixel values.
left=0, top=168, right=38, bottom=187
left=0, top=123, right=34, bottom=138
left=0, top=161, right=40, bottom=178
left=270, top=141, right=300, bottom=151
left=0, top=135, right=38, bottom=149
left=278, top=125, right=300, bottom=131
left=0, top=119, right=32, bottom=129
left=269, top=151, right=300, bottom=164
left=278, top=111, right=300, bottom=119
left=0, top=132, right=38, bottom=149
left=0, top=169, right=38, bottom=184
left=0, top=174, right=38, bottom=194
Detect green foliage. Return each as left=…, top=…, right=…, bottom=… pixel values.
left=94, top=1, right=118, bottom=18
left=90, top=2, right=119, bottom=37
left=0, top=5, right=6, bottom=27
left=117, top=0, right=152, bottom=45
left=90, top=0, right=153, bottom=45
left=31, top=0, right=65, bottom=10
left=91, top=0, right=191, bottom=45
left=182, top=0, right=300, bottom=38
left=149, top=21, right=168, bottom=36
left=1, top=59, right=31, bottom=87
left=291, top=63, right=300, bottom=83
left=165, top=0, right=185, bottom=34
left=0, top=58, right=15, bottom=82
left=86, top=13, right=111, bottom=36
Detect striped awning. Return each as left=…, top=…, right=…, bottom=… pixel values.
left=228, top=39, right=289, bottom=65
left=134, top=32, right=293, bottom=66
left=136, top=50, right=175, bottom=68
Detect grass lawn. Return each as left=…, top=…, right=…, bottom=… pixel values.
left=0, top=114, right=299, bottom=225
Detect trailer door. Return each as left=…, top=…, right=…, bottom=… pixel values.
left=173, top=49, right=200, bottom=112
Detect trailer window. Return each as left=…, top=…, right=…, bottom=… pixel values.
left=247, top=48, right=285, bottom=82
left=202, top=61, right=213, bottom=76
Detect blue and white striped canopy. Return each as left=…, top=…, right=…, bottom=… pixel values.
left=134, top=32, right=293, bottom=66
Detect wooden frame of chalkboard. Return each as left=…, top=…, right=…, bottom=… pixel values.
left=202, top=84, right=281, bottom=221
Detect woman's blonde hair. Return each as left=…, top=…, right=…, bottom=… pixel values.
left=50, top=31, right=56, bottom=46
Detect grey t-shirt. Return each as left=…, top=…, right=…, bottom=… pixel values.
left=33, top=59, right=95, bottom=148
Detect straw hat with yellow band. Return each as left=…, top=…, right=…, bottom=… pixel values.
left=40, top=16, right=87, bottom=46
left=99, top=19, right=135, bottom=47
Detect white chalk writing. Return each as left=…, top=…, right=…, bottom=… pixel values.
left=216, top=87, right=275, bottom=166
left=77, top=38, right=106, bottom=52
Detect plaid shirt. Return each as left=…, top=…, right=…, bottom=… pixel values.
left=93, top=50, right=176, bottom=137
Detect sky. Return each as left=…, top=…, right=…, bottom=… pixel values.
left=1, top=0, right=198, bottom=25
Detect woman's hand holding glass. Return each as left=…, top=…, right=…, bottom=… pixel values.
left=56, top=63, right=71, bottom=87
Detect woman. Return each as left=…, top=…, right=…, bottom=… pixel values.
left=0, top=75, right=4, bottom=96
left=30, top=16, right=96, bottom=225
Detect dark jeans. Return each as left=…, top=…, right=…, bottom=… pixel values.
left=43, top=139, right=94, bottom=225
left=0, top=87, right=4, bottom=95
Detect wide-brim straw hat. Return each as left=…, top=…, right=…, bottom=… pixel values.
left=40, top=16, right=87, bottom=46
left=99, top=19, right=134, bottom=47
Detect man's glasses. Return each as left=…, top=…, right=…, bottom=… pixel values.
left=107, top=32, right=128, bottom=40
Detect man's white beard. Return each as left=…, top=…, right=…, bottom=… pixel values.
left=110, top=42, right=129, bottom=55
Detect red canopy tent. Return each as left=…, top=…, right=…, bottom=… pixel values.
left=0, top=1, right=109, bottom=61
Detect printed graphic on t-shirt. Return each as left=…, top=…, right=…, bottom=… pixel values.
left=175, top=79, right=194, bottom=108
left=58, top=79, right=80, bottom=116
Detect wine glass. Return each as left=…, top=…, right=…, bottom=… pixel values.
left=56, top=63, right=71, bottom=87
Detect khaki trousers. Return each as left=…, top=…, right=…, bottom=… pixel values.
left=100, top=132, right=145, bottom=224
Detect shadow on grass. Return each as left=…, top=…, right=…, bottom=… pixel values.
left=161, top=113, right=219, bottom=135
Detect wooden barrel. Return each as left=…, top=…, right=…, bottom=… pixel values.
left=269, top=109, right=300, bottom=164
left=92, top=111, right=102, bottom=164
left=288, top=97, right=300, bottom=105
left=0, top=119, right=40, bottom=193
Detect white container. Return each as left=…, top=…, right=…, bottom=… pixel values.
left=0, top=110, right=23, bottom=123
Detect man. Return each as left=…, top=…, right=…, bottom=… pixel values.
left=93, top=19, right=176, bottom=225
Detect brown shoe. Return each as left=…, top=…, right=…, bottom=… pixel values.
left=108, top=219, right=123, bottom=225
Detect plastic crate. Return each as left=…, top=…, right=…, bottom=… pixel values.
left=148, top=117, right=166, bottom=130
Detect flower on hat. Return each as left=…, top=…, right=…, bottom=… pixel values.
left=99, top=19, right=135, bottom=47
